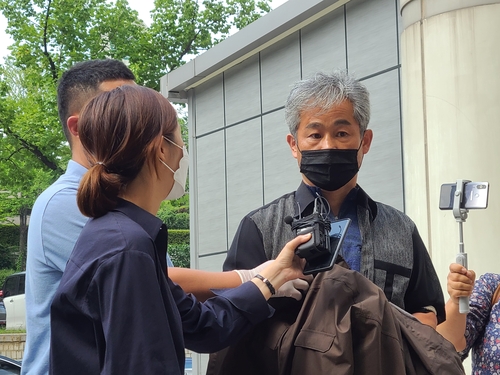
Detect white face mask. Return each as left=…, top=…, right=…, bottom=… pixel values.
left=159, top=136, right=189, bottom=200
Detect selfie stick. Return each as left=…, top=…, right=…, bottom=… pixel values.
left=453, top=179, right=470, bottom=314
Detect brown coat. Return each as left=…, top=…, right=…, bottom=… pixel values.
left=207, top=266, right=464, bottom=375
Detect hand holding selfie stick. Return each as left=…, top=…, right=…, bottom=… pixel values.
left=453, top=179, right=470, bottom=314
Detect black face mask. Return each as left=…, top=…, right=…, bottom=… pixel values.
left=298, top=142, right=362, bottom=192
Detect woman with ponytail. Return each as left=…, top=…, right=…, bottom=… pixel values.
left=49, top=85, right=310, bottom=375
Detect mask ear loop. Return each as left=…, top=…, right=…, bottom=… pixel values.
left=358, top=130, right=367, bottom=151
left=163, top=135, right=183, bottom=150
left=294, top=136, right=303, bottom=154
left=160, top=135, right=183, bottom=174
left=158, top=157, right=175, bottom=173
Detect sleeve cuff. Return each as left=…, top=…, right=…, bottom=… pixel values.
left=212, top=282, right=274, bottom=324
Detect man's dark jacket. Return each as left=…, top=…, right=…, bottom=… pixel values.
left=207, top=265, right=463, bottom=375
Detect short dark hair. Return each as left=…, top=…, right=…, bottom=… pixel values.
left=57, top=59, right=136, bottom=144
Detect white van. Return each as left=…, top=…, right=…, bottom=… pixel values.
left=2, top=272, right=26, bottom=330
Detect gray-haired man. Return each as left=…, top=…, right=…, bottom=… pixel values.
left=223, top=71, right=445, bottom=327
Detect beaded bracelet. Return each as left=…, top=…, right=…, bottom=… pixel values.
left=254, top=274, right=276, bottom=295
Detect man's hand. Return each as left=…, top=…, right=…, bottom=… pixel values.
left=273, top=276, right=313, bottom=301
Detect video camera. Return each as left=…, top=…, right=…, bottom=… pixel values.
left=285, top=195, right=351, bottom=275
left=285, top=198, right=331, bottom=260
left=285, top=196, right=331, bottom=260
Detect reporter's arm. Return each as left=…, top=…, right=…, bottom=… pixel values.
left=436, top=300, right=467, bottom=351
left=413, top=311, right=438, bottom=329
left=168, top=267, right=241, bottom=302
left=170, top=254, right=308, bottom=302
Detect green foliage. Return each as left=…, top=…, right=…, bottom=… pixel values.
left=0, top=225, right=18, bottom=245
left=0, top=327, right=26, bottom=334
left=157, top=195, right=190, bottom=229
left=168, top=229, right=190, bottom=244
left=168, top=243, right=190, bottom=268
left=0, top=225, right=19, bottom=269
left=0, top=246, right=17, bottom=270
left=167, top=228, right=190, bottom=268
left=163, top=212, right=190, bottom=230
left=0, top=58, right=65, bottom=225
left=0, top=0, right=272, bottom=267
left=0, top=269, right=16, bottom=289
left=136, top=0, right=272, bottom=90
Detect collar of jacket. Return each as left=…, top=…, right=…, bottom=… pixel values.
left=294, top=182, right=378, bottom=221
left=113, top=198, right=165, bottom=241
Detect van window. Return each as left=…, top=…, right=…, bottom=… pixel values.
left=18, top=275, right=25, bottom=295
left=3, top=277, right=18, bottom=298
left=2, top=274, right=25, bottom=297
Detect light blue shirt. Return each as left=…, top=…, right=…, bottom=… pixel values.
left=23, top=160, right=173, bottom=375
left=23, top=160, right=88, bottom=375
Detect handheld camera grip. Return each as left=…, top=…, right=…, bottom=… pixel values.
left=456, top=253, right=469, bottom=314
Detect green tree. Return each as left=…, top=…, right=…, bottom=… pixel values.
left=0, top=62, right=62, bottom=270
left=157, top=194, right=190, bottom=230
left=0, top=0, right=271, bottom=269
left=0, top=225, right=19, bottom=269
left=136, top=0, right=271, bottom=90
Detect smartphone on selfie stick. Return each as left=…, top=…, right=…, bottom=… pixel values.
left=439, top=180, right=489, bottom=314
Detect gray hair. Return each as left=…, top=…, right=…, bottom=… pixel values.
left=285, top=71, right=370, bottom=137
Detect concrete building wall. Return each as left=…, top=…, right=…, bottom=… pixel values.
left=162, top=0, right=500, bottom=373
left=189, top=0, right=404, bottom=276
left=181, top=0, right=404, bottom=372
left=401, top=3, right=500, bottom=372
left=401, top=0, right=500, bottom=297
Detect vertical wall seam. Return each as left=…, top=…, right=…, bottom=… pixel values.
left=344, top=4, right=349, bottom=70
left=190, top=90, right=200, bottom=270
left=222, top=72, right=229, bottom=250
left=299, top=29, right=303, bottom=79
left=395, top=0, right=405, bottom=213
left=259, top=52, right=265, bottom=206
left=419, top=3, right=433, bottom=256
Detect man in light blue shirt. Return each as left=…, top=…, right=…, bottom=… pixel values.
left=23, top=59, right=144, bottom=375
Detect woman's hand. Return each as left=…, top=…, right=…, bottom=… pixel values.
left=447, top=263, right=476, bottom=305
left=272, top=234, right=310, bottom=280
left=251, top=234, right=311, bottom=300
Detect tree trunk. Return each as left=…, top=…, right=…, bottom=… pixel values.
left=18, top=206, right=30, bottom=271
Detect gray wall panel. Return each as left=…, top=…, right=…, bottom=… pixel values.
left=187, top=3, right=405, bottom=374
left=260, top=34, right=301, bottom=113
left=224, top=55, right=261, bottom=126
left=226, top=119, right=264, bottom=242
left=195, top=75, right=224, bottom=135
left=262, top=110, right=303, bottom=203
left=357, top=69, right=404, bottom=210
left=196, top=131, right=227, bottom=255
left=198, top=254, right=228, bottom=272
left=301, top=7, right=347, bottom=77
left=346, top=0, right=398, bottom=77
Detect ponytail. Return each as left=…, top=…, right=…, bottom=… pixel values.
left=77, top=163, right=122, bottom=218
left=76, top=85, right=179, bottom=218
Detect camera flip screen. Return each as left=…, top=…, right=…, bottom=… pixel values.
left=302, top=218, right=351, bottom=275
